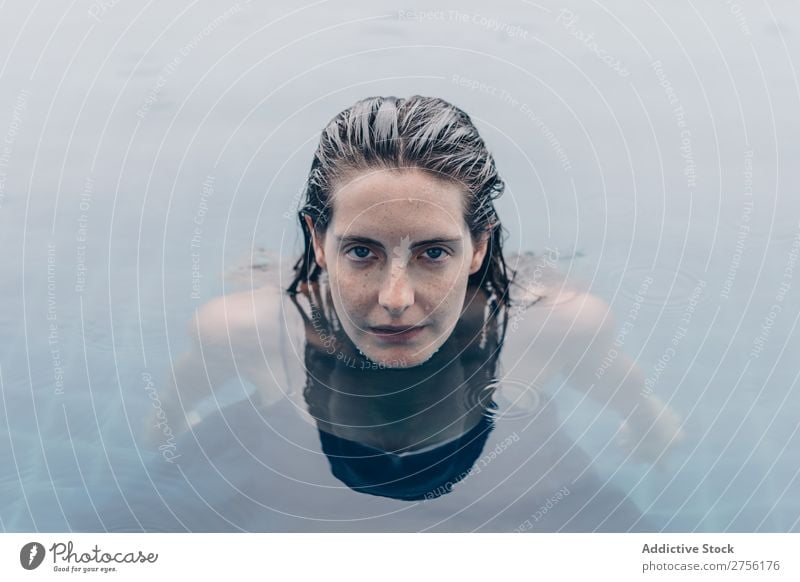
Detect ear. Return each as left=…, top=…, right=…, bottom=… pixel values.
left=303, top=214, right=327, bottom=269
left=469, top=230, right=490, bottom=275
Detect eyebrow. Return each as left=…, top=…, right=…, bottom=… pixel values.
left=333, top=235, right=463, bottom=249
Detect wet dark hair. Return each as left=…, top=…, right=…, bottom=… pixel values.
left=286, top=95, right=515, bottom=311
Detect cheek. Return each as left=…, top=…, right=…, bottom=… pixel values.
left=421, top=276, right=468, bottom=314
left=329, top=269, right=375, bottom=309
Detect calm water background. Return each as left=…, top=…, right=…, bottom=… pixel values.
left=1, top=0, right=799, bottom=531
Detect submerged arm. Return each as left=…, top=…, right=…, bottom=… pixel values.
left=144, top=290, right=285, bottom=443
left=555, top=293, right=684, bottom=462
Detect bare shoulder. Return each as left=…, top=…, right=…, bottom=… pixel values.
left=551, top=296, right=618, bottom=375
left=189, top=284, right=287, bottom=351
left=511, top=285, right=614, bottom=344
left=546, top=291, right=613, bottom=334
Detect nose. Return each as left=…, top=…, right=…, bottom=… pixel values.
left=378, top=265, right=414, bottom=315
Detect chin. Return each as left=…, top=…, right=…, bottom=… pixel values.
left=355, top=345, right=431, bottom=369
left=403, top=350, right=439, bottom=368
left=369, top=342, right=446, bottom=368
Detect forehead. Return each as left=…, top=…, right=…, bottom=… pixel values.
left=329, top=169, right=468, bottom=237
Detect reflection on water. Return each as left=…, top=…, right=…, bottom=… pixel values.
left=295, top=278, right=500, bottom=502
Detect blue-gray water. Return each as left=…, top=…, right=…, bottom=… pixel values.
left=1, top=0, right=799, bottom=531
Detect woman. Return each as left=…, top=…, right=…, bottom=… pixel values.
left=144, top=97, right=682, bottom=525
left=286, top=95, right=512, bottom=370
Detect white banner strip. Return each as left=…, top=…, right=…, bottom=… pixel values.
left=2, top=533, right=797, bottom=581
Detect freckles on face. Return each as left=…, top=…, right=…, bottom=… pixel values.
left=340, top=270, right=378, bottom=310
left=317, top=169, right=482, bottom=366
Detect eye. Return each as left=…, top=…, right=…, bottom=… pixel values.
left=345, top=246, right=375, bottom=261
left=422, top=247, right=450, bottom=262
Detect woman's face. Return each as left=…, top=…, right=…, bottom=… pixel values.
left=305, top=169, right=488, bottom=368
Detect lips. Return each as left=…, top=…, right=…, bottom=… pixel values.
left=370, top=325, right=423, bottom=334
left=369, top=325, right=426, bottom=343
